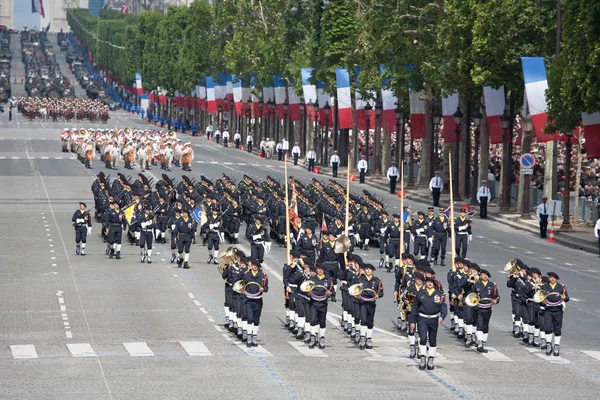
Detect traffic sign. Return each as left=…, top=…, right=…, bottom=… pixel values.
left=520, top=153, right=535, bottom=169
left=223, top=112, right=229, bottom=120
left=521, top=168, right=533, bottom=175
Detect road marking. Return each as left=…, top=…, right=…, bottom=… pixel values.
left=571, top=298, right=580, bottom=302
left=199, top=307, right=208, bottom=314
left=179, top=341, right=212, bottom=356
left=207, top=316, right=215, bottom=322
left=238, top=163, right=246, bottom=166
left=67, top=343, right=96, bottom=357
left=123, top=342, right=155, bottom=357
left=365, top=349, right=383, bottom=358
left=66, top=331, right=73, bottom=339
left=10, top=345, right=39, bottom=359
left=525, top=348, right=572, bottom=364
left=288, top=341, right=328, bottom=357
left=474, top=346, right=513, bottom=362
left=581, top=350, right=600, bottom=361
left=193, top=300, right=201, bottom=306
left=11, top=156, right=19, bottom=159
left=252, top=164, right=260, bottom=167
left=224, top=162, right=232, bottom=165
left=58, top=297, right=64, bottom=304
left=187, top=293, right=195, bottom=299
left=55, top=157, right=62, bottom=159
left=0, top=157, right=5, bottom=159
left=196, top=161, right=205, bottom=164
left=565, top=263, right=574, bottom=266
left=233, top=340, right=273, bottom=357
left=210, top=161, right=218, bottom=164
left=41, top=156, right=49, bottom=159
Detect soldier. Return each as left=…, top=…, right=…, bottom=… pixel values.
left=429, top=208, right=450, bottom=266
left=540, top=272, right=569, bottom=356
left=222, top=127, right=229, bottom=147
left=357, top=155, right=368, bottom=184
left=476, top=180, right=491, bottom=219
left=374, top=211, right=390, bottom=269
left=507, top=260, right=527, bottom=337
left=411, top=211, right=429, bottom=259
left=242, top=258, right=269, bottom=347
left=355, top=264, right=383, bottom=350
left=291, top=142, right=301, bottom=165
left=72, top=202, right=92, bottom=256
left=307, top=263, right=333, bottom=349
left=402, top=271, right=425, bottom=356
left=329, top=151, right=340, bottom=177
left=385, top=213, right=402, bottom=272
left=246, top=215, right=270, bottom=263
left=454, top=207, right=472, bottom=259
left=154, top=197, right=169, bottom=244
left=306, top=148, right=317, bottom=172
left=284, top=250, right=303, bottom=332
left=246, top=132, right=253, bottom=153
left=471, top=269, right=500, bottom=353
left=174, top=208, right=196, bottom=269
left=205, top=208, right=222, bottom=265
left=357, top=204, right=373, bottom=251
left=106, top=202, right=125, bottom=260
left=318, top=231, right=340, bottom=302
left=297, top=223, right=318, bottom=265
left=411, top=275, right=447, bottom=370
left=138, top=203, right=154, bottom=263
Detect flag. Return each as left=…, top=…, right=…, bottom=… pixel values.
left=335, top=68, right=353, bottom=129
left=232, top=75, right=244, bottom=114
left=32, top=0, right=45, bottom=18
left=380, top=65, right=399, bottom=132
left=521, top=57, right=559, bottom=142
left=483, top=85, right=505, bottom=144
left=206, top=76, right=216, bottom=113
left=135, top=73, right=142, bottom=96
left=441, top=92, right=460, bottom=142
left=250, top=73, right=261, bottom=115
left=123, top=203, right=136, bottom=225
left=301, top=68, right=317, bottom=105
left=409, top=91, right=426, bottom=139
left=287, top=81, right=301, bottom=121
left=191, top=205, right=207, bottom=226
left=444, top=206, right=452, bottom=220
left=321, top=214, right=328, bottom=232
left=582, top=112, right=600, bottom=158
left=354, top=66, right=375, bottom=131
left=273, top=74, right=286, bottom=119
left=120, top=4, right=129, bottom=14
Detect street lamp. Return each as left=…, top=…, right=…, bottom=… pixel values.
left=364, top=102, right=372, bottom=169
left=500, top=109, right=511, bottom=211
left=247, top=96, right=253, bottom=139
left=519, top=115, right=533, bottom=218
left=432, top=110, right=442, bottom=174
left=470, top=109, right=483, bottom=205
left=375, top=102, right=383, bottom=174
left=453, top=106, right=463, bottom=201
left=395, top=105, right=404, bottom=167
left=283, top=99, right=289, bottom=142
left=313, top=100, right=320, bottom=163
left=560, top=130, right=574, bottom=231
left=323, top=101, right=331, bottom=165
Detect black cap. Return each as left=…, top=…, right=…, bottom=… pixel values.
left=530, top=267, right=542, bottom=276
left=470, top=263, right=481, bottom=273
left=382, top=211, right=388, bottom=216
left=321, top=230, right=329, bottom=236
left=79, top=202, right=87, bottom=208
left=480, top=269, right=491, bottom=278
left=290, top=250, right=301, bottom=258
left=363, top=264, right=375, bottom=271
left=393, top=213, right=400, bottom=218
left=425, top=276, right=436, bottom=283
left=428, top=207, right=434, bottom=211
left=417, top=211, right=425, bottom=216
left=462, top=260, right=472, bottom=268
left=547, top=271, right=559, bottom=279
left=454, top=256, right=463, bottom=263
left=439, top=208, right=446, bottom=213
left=414, top=272, right=425, bottom=282
left=182, top=208, right=190, bottom=214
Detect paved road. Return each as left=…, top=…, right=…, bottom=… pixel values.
left=1, top=112, right=599, bottom=399
left=48, top=33, right=87, bottom=99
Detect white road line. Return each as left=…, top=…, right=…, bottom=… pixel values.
left=0, top=157, right=5, bottom=159
left=565, top=263, right=574, bottom=266
left=252, top=164, right=260, bottom=167
left=11, top=156, right=19, bottom=159
left=207, top=316, right=215, bottom=322
left=581, top=350, right=600, bottom=361
left=67, top=343, right=96, bottom=357
left=179, top=341, right=212, bottom=356
left=187, top=293, right=195, bottom=299
left=571, top=298, right=581, bottom=302
left=41, top=156, right=49, bottom=159
left=193, top=300, right=201, bottom=306
left=66, top=331, right=73, bottom=339
left=123, top=342, right=155, bottom=357
left=199, top=308, right=208, bottom=314
left=10, top=345, right=39, bottom=359
left=58, top=297, right=64, bottom=304
left=224, top=162, right=232, bottom=165
left=525, top=348, right=572, bottom=364
left=60, top=305, right=66, bottom=312
left=474, top=346, right=513, bottom=362
left=288, top=341, right=328, bottom=357
left=365, top=349, right=383, bottom=358
left=55, top=157, right=62, bottom=159
left=233, top=340, right=273, bottom=357
left=196, top=161, right=205, bottom=164
left=238, top=163, right=246, bottom=166
left=210, top=161, right=218, bottom=164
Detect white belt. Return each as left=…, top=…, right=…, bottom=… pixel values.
left=419, top=312, right=440, bottom=319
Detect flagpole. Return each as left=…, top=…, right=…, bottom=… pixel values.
left=284, top=154, right=291, bottom=265
left=400, top=162, right=404, bottom=265
left=344, top=153, right=351, bottom=264
left=449, top=153, right=456, bottom=273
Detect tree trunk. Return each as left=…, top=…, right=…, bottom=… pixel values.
left=418, top=99, right=433, bottom=186
left=572, top=127, right=583, bottom=224
left=479, top=112, right=490, bottom=189
left=374, top=117, right=381, bottom=175
left=382, top=127, right=391, bottom=175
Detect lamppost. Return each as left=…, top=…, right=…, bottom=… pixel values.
left=258, top=98, right=264, bottom=144
left=229, top=96, right=235, bottom=132
left=453, top=106, right=463, bottom=201
left=559, top=130, right=574, bottom=231
left=364, top=102, right=372, bottom=168
left=323, top=101, right=331, bottom=165
left=217, top=104, right=222, bottom=131
left=313, top=100, right=320, bottom=163
left=432, top=110, right=442, bottom=174
left=268, top=100, right=275, bottom=140
left=519, top=115, right=533, bottom=218
left=470, top=110, right=483, bottom=205
left=299, top=102, right=306, bottom=155
left=374, top=102, right=382, bottom=174
left=395, top=104, right=404, bottom=167
left=499, top=109, right=511, bottom=211
left=283, top=99, right=289, bottom=142
left=246, top=96, right=252, bottom=139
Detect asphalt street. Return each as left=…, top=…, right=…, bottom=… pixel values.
left=1, top=110, right=599, bottom=399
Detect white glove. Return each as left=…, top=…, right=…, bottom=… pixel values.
left=210, top=223, right=218, bottom=229
left=458, top=225, right=467, bottom=231
left=410, top=234, right=414, bottom=242
left=380, top=228, right=386, bottom=235
left=171, top=224, right=176, bottom=230
left=87, top=227, right=92, bottom=235
left=468, top=235, right=473, bottom=243
left=76, top=219, right=84, bottom=223
left=253, top=234, right=262, bottom=241
left=428, top=237, right=433, bottom=246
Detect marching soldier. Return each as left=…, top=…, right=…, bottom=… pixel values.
left=471, top=269, right=500, bottom=353
left=181, top=143, right=193, bottom=171
left=401, top=270, right=424, bottom=356
left=374, top=211, right=390, bottom=269
left=174, top=208, right=196, bottom=269
left=106, top=202, right=125, bottom=260
left=242, top=258, right=269, bottom=347
left=355, top=263, right=383, bottom=350
left=385, top=213, right=402, bottom=272
left=411, top=211, right=429, bottom=259
left=246, top=215, right=270, bottom=263
left=205, top=208, right=222, bottom=265
left=138, top=203, right=154, bottom=263
left=357, top=204, right=373, bottom=251
left=307, top=263, right=334, bottom=349
left=411, top=275, right=447, bottom=370
left=72, top=202, right=92, bottom=256
left=540, top=272, right=568, bottom=356
left=330, top=151, right=340, bottom=177
left=429, top=208, right=450, bottom=266
left=454, top=207, right=472, bottom=258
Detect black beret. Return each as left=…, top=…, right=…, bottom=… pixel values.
left=413, top=272, right=425, bottom=281
left=363, top=264, right=375, bottom=270
left=393, top=213, right=400, bottom=218
left=480, top=269, right=491, bottom=277
left=470, top=263, right=481, bottom=272
left=428, top=207, right=434, bottom=211
left=425, top=276, right=436, bottom=283
left=530, top=267, right=542, bottom=276
left=382, top=211, right=389, bottom=216
left=79, top=201, right=87, bottom=208
left=417, top=211, right=425, bottom=216
left=547, top=271, right=559, bottom=279
left=290, top=250, right=301, bottom=258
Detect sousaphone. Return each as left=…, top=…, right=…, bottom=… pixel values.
left=533, top=290, right=549, bottom=303
left=503, top=258, right=520, bottom=275
left=232, top=280, right=246, bottom=293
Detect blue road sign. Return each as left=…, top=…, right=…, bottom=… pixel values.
left=520, top=153, right=535, bottom=169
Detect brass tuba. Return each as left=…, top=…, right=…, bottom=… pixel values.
left=167, top=130, right=176, bottom=137
left=533, top=290, right=549, bottom=303
left=232, top=280, right=246, bottom=293
left=79, top=128, right=88, bottom=137
left=503, top=258, right=520, bottom=276
left=300, top=280, right=316, bottom=293
left=464, top=293, right=481, bottom=307
left=348, top=283, right=364, bottom=296
left=217, top=261, right=228, bottom=275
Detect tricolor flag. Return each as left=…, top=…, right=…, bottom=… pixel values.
left=123, top=203, right=136, bottom=225
left=226, top=74, right=234, bottom=109
left=216, top=73, right=229, bottom=109
left=232, top=75, right=245, bottom=114
left=409, top=91, right=426, bottom=139
left=120, top=4, right=129, bottom=14
left=354, top=66, right=375, bottom=131
left=263, top=85, right=275, bottom=117
left=301, top=68, right=317, bottom=104
left=317, top=80, right=331, bottom=126
left=135, top=72, right=142, bottom=96
left=336, top=68, right=353, bottom=129
left=483, top=85, right=505, bottom=144
left=521, top=57, right=559, bottom=142
left=441, top=92, right=460, bottom=142
left=32, top=0, right=45, bottom=18
left=206, top=76, right=216, bottom=113
left=287, top=80, right=301, bottom=121
left=380, top=65, right=399, bottom=132
left=196, top=85, right=206, bottom=110
left=582, top=112, right=600, bottom=159
left=273, top=74, right=286, bottom=119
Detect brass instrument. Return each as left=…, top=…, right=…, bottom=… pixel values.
left=400, top=291, right=416, bottom=321
left=79, top=128, right=88, bottom=136
left=503, top=258, right=520, bottom=276
left=217, top=246, right=237, bottom=274
left=167, top=130, right=175, bottom=137
left=469, top=273, right=479, bottom=283
left=465, top=293, right=494, bottom=307
left=124, top=127, right=132, bottom=136
left=217, top=261, right=228, bottom=275
left=232, top=280, right=246, bottom=293
left=334, top=234, right=351, bottom=254
left=348, top=283, right=364, bottom=296
left=300, top=280, right=316, bottom=293
left=533, top=290, right=548, bottom=303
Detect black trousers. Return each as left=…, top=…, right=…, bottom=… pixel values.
left=107, top=226, right=122, bottom=244
left=523, top=301, right=535, bottom=326
left=309, top=300, right=328, bottom=328
left=414, top=238, right=427, bottom=256
left=247, top=143, right=252, bottom=153
left=296, top=295, right=306, bottom=318
left=235, top=139, right=240, bottom=149
left=432, top=188, right=441, bottom=207
left=389, top=176, right=397, bottom=194
left=223, top=138, right=228, bottom=147
left=177, top=237, right=191, bottom=253
left=539, top=215, right=549, bottom=238
left=463, top=303, right=475, bottom=325
left=417, top=317, right=439, bottom=347
left=512, top=297, right=523, bottom=322
left=359, top=302, right=376, bottom=329
left=251, top=243, right=265, bottom=263
left=379, top=236, right=386, bottom=255
left=278, top=149, right=283, bottom=161
left=75, top=227, right=88, bottom=244
left=359, top=169, right=366, bottom=183
left=225, top=285, right=233, bottom=308
left=331, top=162, right=338, bottom=177
left=387, top=240, right=400, bottom=259
left=245, top=298, right=263, bottom=325
left=139, top=230, right=153, bottom=250
left=359, top=224, right=371, bottom=242
left=432, top=234, right=447, bottom=260
left=293, top=154, right=299, bottom=165
left=476, top=307, right=492, bottom=333
left=308, top=159, right=315, bottom=171
left=455, top=235, right=468, bottom=258
left=207, top=232, right=220, bottom=250
left=479, top=197, right=488, bottom=218
left=544, top=307, right=563, bottom=336
left=288, top=290, right=298, bottom=312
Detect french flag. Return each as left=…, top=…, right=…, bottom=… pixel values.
left=250, top=73, right=261, bottom=116
left=273, top=74, right=286, bottom=119
left=31, top=0, right=45, bottom=18
left=409, top=90, right=426, bottom=139
left=216, top=73, right=228, bottom=109
left=317, top=80, right=331, bottom=126
left=226, top=74, right=234, bottom=110
left=206, top=76, right=216, bottom=113
left=582, top=112, right=600, bottom=158
left=521, top=57, right=559, bottom=142
left=196, top=85, right=206, bottom=110
left=232, top=76, right=245, bottom=114
left=354, top=66, right=374, bottom=131
left=441, top=92, right=460, bottom=142
left=287, top=79, right=301, bottom=121
left=380, top=65, right=398, bottom=132
left=336, top=68, right=353, bottom=129
left=301, top=68, right=317, bottom=104
left=483, top=85, right=505, bottom=144
left=135, top=72, right=142, bottom=96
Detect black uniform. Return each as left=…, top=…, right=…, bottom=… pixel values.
left=72, top=208, right=92, bottom=254
left=410, top=285, right=447, bottom=368
left=411, top=217, right=429, bottom=257
left=138, top=210, right=154, bottom=261
left=429, top=216, right=449, bottom=264
left=173, top=215, right=196, bottom=268
left=470, top=279, right=500, bottom=350
left=541, top=281, right=568, bottom=342
left=454, top=216, right=471, bottom=259
left=246, top=222, right=270, bottom=263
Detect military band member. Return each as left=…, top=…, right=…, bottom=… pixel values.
left=356, top=264, right=383, bottom=350
left=507, top=260, right=528, bottom=337
left=425, top=207, right=435, bottom=258
left=296, top=260, right=314, bottom=341
left=471, top=269, right=500, bottom=353
left=357, top=204, right=373, bottom=251
left=205, top=208, right=222, bottom=265
left=462, top=262, right=480, bottom=345
left=411, top=275, right=447, bottom=370
left=411, top=211, right=429, bottom=259
left=138, top=203, right=154, bottom=263
left=307, top=263, right=333, bottom=349
left=526, top=267, right=543, bottom=347
left=297, top=224, right=318, bottom=265
left=403, top=271, right=425, bottom=357
left=454, top=207, right=472, bottom=259
left=72, top=202, right=92, bottom=256
left=106, top=202, right=125, bottom=260
left=174, top=208, right=196, bottom=269
left=429, top=208, right=450, bottom=266
left=318, top=231, right=340, bottom=302
left=541, top=272, right=568, bottom=356
left=285, top=251, right=304, bottom=332
left=242, top=258, right=269, bottom=348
